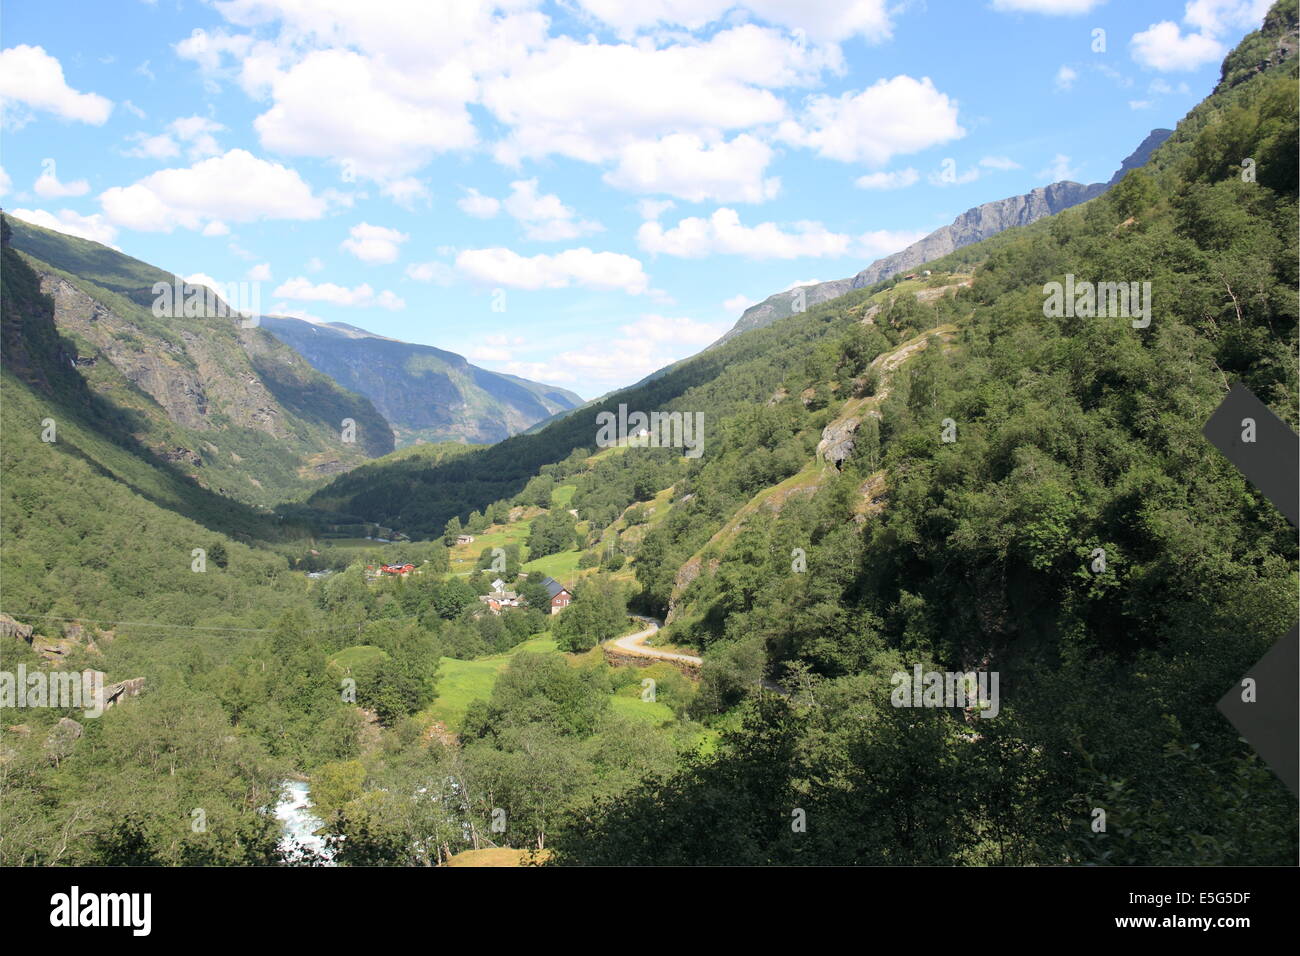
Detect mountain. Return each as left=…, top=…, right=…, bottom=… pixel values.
left=2, top=213, right=394, bottom=505
left=711, top=128, right=1174, bottom=347
left=259, top=315, right=583, bottom=446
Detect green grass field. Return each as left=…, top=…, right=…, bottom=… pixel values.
left=609, top=692, right=675, bottom=727
left=423, top=635, right=559, bottom=730
left=448, top=519, right=534, bottom=572
left=521, top=548, right=583, bottom=581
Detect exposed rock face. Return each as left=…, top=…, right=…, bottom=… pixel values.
left=0, top=614, right=33, bottom=641
left=708, top=128, right=1174, bottom=348
left=103, top=677, right=146, bottom=709
left=848, top=181, right=1107, bottom=290
left=817, top=417, right=860, bottom=469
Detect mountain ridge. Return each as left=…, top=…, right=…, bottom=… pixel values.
left=712, top=126, right=1174, bottom=347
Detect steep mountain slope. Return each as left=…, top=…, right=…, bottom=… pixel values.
left=3, top=214, right=393, bottom=505
left=260, top=315, right=583, bottom=446
left=712, top=128, right=1173, bottom=347
left=549, top=3, right=1298, bottom=865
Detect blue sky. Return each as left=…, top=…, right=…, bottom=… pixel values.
left=0, top=0, right=1273, bottom=399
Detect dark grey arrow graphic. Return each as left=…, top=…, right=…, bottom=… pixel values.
left=1202, top=384, right=1298, bottom=525
left=1203, top=384, right=1299, bottom=796
left=1216, top=624, right=1298, bottom=796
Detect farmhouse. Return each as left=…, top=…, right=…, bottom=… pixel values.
left=539, top=576, right=572, bottom=614
left=479, top=589, right=520, bottom=614
left=379, top=563, right=416, bottom=577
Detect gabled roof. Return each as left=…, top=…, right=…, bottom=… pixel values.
left=539, top=575, right=569, bottom=599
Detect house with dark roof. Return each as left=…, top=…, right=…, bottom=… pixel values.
left=539, top=576, right=572, bottom=614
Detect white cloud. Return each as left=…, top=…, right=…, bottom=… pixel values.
left=381, top=177, right=430, bottom=209
left=99, top=149, right=327, bottom=232
left=1055, top=65, right=1078, bottom=91
left=0, top=165, right=10, bottom=197
left=991, top=0, right=1106, bottom=13
left=724, top=293, right=756, bottom=312
left=483, top=25, right=834, bottom=166
left=1183, top=0, right=1272, bottom=36
left=639, top=208, right=850, bottom=259
left=1131, top=21, right=1225, bottom=71
left=502, top=179, right=602, bottom=241
left=455, top=247, right=650, bottom=294
left=34, top=166, right=90, bottom=198
left=638, top=207, right=919, bottom=260
left=202, top=221, right=230, bottom=237
left=248, top=263, right=273, bottom=281
left=854, top=168, right=919, bottom=190
left=1128, top=99, right=1154, bottom=110
left=9, top=207, right=118, bottom=246
left=1130, top=0, right=1268, bottom=73
left=604, top=133, right=779, bottom=203
left=780, top=75, right=964, bottom=166
left=253, top=48, right=477, bottom=180
left=340, top=222, right=409, bottom=264
left=0, top=45, right=113, bottom=126
left=124, top=133, right=181, bottom=160
left=273, top=276, right=405, bottom=309
left=306, top=256, right=324, bottom=272
left=458, top=187, right=501, bottom=218
left=638, top=198, right=676, bottom=220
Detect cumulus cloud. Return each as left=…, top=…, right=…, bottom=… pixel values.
left=458, top=187, right=501, bottom=219
left=1038, top=153, right=1080, bottom=181
left=273, top=276, right=405, bottom=309
left=483, top=25, right=834, bottom=166
left=604, top=133, right=779, bottom=203
left=501, top=179, right=603, bottom=241
left=1055, top=65, right=1078, bottom=91
left=340, top=222, right=409, bottom=264
left=779, top=75, right=964, bottom=166
left=247, top=263, right=273, bottom=281
left=638, top=207, right=922, bottom=260
left=252, top=48, right=477, bottom=180
left=99, top=149, right=327, bottom=232
left=9, top=207, right=118, bottom=246
left=1130, top=1, right=1267, bottom=72
left=455, top=247, right=650, bottom=294
left=1130, top=21, right=1224, bottom=71
left=0, top=45, right=113, bottom=127
left=34, top=165, right=90, bottom=198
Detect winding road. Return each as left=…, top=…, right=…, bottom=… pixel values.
left=608, top=615, right=703, bottom=667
